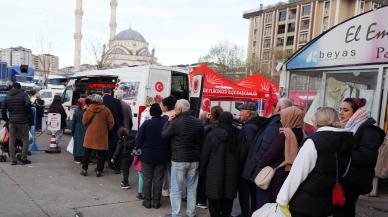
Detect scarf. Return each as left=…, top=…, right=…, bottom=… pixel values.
left=345, top=108, right=369, bottom=134
left=279, top=106, right=304, bottom=171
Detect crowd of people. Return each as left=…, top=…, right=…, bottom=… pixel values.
left=1, top=82, right=386, bottom=217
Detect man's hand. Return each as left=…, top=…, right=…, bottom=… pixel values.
left=110, top=159, right=114, bottom=164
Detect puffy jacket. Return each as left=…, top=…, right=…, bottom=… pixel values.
left=200, top=124, right=240, bottom=200
left=162, top=111, right=204, bottom=162
left=242, top=114, right=281, bottom=181
left=1, top=88, right=31, bottom=124
left=290, top=131, right=353, bottom=217
left=344, top=118, right=385, bottom=194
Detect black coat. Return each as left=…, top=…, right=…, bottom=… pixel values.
left=33, top=98, right=45, bottom=118
left=48, top=104, right=67, bottom=129
left=242, top=114, right=281, bottom=181
left=290, top=130, right=353, bottom=217
left=162, top=111, right=204, bottom=162
left=113, top=135, right=135, bottom=160
left=1, top=88, right=31, bottom=124
left=344, top=118, right=385, bottom=194
left=136, top=116, right=170, bottom=164
left=200, top=124, right=240, bottom=200
left=103, top=94, right=123, bottom=130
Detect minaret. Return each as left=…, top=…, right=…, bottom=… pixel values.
left=109, top=0, right=118, bottom=44
left=74, top=0, right=83, bottom=71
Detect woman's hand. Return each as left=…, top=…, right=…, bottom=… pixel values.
left=278, top=204, right=291, bottom=217
left=110, top=159, right=114, bottom=164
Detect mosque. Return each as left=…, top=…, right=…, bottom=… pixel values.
left=73, top=0, right=157, bottom=71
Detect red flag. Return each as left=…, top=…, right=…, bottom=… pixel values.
left=264, top=85, right=275, bottom=117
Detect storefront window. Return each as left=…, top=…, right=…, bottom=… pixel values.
left=288, top=71, right=322, bottom=111
left=323, top=70, right=378, bottom=114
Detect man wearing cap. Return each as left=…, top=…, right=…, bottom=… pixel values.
left=237, top=102, right=267, bottom=217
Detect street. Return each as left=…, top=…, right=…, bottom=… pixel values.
left=0, top=132, right=387, bottom=217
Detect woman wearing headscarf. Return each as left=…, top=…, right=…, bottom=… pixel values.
left=334, top=98, right=385, bottom=217
left=275, top=107, right=353, bottom=217
left=200, top=112, right=240, bottom=217
left=71, top=98, right=86, bottom=163
left=256, top=106, right=304, bottom=208
left=80, top=94, right=114, bottom=177
left=48, top=95, right=67, bottom=146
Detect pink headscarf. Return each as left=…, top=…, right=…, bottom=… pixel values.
left=78, top=98, right=86, bottom=110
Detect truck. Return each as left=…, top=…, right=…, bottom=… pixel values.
left=62, top=65, right=203, bottom=131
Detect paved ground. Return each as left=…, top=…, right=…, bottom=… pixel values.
left=0, top=131, right=387, bottom=217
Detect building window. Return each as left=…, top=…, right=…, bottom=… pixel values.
left=264, top=26, right=272, bottom=36
left=299, top=33, right=308, bottom=43
left=253, top=41, right=257, bottom=48
left=360, top=1, right=365, bottom=13
left=276, top=37, right=284, bottom=47
left=279, top=10, right=287, bottom=22
left=289, top=8, right=297, bottom=19
left=255, top=17, right=259, bottom=24
left=286, top=36, right=294, bottom=46
left=263, top=39, right=271, bottom=48
left=265, top=13, right=273, bottom=23
left=263, top=51, right=271, bottom=60
left=254, top=29, right=258, bottom=37
left=373, top=3, right=380, bottom=10
left=324, top=0, right=331, bottom=16
left=322, top=17, right=329, bottom=31
left=300, top=19, right=310, bottom=30
left=302, top=4, right=311, bottom=17
left=278, top=24, right=286, bottom=34
left=288, top=23, right=295, bottom=32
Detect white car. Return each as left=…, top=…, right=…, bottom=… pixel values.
left=38, top=89, right=64, bottom=113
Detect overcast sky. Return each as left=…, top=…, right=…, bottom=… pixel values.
left=0, top=0, right=278, bottom=68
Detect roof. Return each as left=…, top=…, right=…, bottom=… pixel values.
left=114, top=28, right=147, bottom=42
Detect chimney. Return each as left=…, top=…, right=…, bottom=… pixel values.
left=260, top=4, right=263, bottom=10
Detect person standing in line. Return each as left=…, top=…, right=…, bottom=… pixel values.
left=48, top=95, right=67, bottom=146
left=160, top=95, right=176, bottom=197
left=80, top=94, right=114, bottom=177
left=256, top=106, right=304, bottom=208
left=1, top=82, right=32, bottom=165
left=237, top=102, right=267, bottom=217
left=71, top=98, right=86, bottom=163
left=139, top=97, right=155, bottom=127
left=112, top=127, right=135, bottom=189
left=102, top=86, right=123, bottom=173
left=334, top=98, right=385, bottom=217
left=114, top=90, right=133, bottom=132
left=33, top=93, right=45, bottom=132
left=200, top=112, right=240, bottom=217
left=275, top=107, right=353, bottom=217
left=197, top=105, right=224, bottom=209
left=162, top=99, right=204, bottom=217
left=136, top=103, right=169, bottom=209
left=133, top=154, right=144, bottom=200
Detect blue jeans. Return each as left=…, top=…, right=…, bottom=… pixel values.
left=170, top=161, right=199, bottom=217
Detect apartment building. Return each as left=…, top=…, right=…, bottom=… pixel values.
left=243, top=0, right=385, bottom=81
left=33, top=54, right=60, bottom=74
left=0, top=46, right=34, bottom=67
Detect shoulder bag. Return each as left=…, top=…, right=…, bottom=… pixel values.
left=255, top=161, right=287, bottom=190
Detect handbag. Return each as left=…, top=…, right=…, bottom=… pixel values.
left=255, top=161, right=286, bottom=190
left=0, top=126, right=9, bottom=144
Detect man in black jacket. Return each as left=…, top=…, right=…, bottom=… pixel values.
left=103, top=87, right=123, bottom=172
left=1, top=82, right=32, bottom=165
left=237, top=102, right=267, bottom=217
left=162, top=99, right=204, bottom=217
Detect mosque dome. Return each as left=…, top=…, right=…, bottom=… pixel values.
left=114, top=28, right=147, bottom=42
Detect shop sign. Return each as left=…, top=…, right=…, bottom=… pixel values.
left=287, top=6, right=388, bottom=70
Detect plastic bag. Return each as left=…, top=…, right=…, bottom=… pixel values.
left=0, top=127, right=9, bottom=144
left=252, top=203, right=287, bottom=217
left=67, top=137, right=74, bottom=154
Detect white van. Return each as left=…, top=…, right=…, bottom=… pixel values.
left=62, top=65, right=193, bottom=130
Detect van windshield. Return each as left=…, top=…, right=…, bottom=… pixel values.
left=171, top=72, right=189, bottom=100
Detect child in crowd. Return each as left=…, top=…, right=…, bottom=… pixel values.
left=111, top=127, right=134, bottom=189
left=133, top=154, right=144, bottom=199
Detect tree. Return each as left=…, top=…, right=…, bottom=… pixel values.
left=199, top=41, right=246, bottom=79
left=85, top=39, right=112, bottom=69
left=37, top=37, right=53, bottom=88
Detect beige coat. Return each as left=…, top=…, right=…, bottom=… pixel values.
left=82, top=103, right=114, bottom=150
